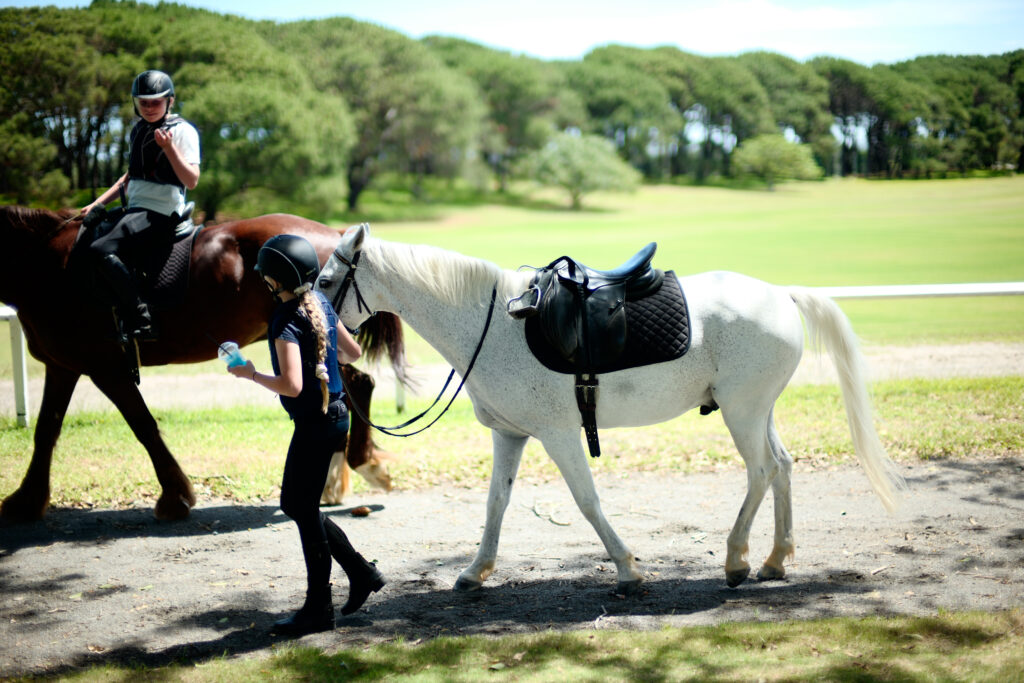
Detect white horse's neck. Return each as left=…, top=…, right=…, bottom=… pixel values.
left=364, top=239, right=525, bottom=372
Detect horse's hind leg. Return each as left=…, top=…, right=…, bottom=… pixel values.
left=455, top=429, right=527, bottom=592
left=0, top=364, right=79, bottom=522
left=90, top=372, right=196, bottom=520
left=757, top=409, right=794, bottom=581
left=720, top=400, right=781, bottom=588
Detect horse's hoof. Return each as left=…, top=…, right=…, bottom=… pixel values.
left=453, top=576, right=483, bottom=592
left=756, top=565, right=786, bottom=582
left=725, top=567, right=750, bottom=588
left=613, top=579, right=643, bottom=597
left=0, top=489, right=48, bottom=523
left=154, top=493, right=193, bottom=521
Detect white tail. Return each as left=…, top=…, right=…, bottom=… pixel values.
left=789, top=288, right=906, bottom=512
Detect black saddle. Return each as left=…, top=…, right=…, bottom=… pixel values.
left=76, top=202, right=202, bottom=311
left=508, top=243, right=664, bottom=369
left=509, top=244, right=690, bottom=458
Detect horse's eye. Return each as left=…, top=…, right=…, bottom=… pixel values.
left=318, top=278, right=330, bottom=289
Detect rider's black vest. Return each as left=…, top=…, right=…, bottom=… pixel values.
left=127, top=115, right=187, bottom=189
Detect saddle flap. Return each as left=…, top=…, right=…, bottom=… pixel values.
left=537, top=275, right=627, bottom=370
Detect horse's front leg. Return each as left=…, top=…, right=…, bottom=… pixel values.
left=90, top=372, right=195, bottom=520
left=454, top=429, right=527, bottom=591
left=0, top=364, right=79, bottom=522
left=541, top=432, right=643, bottom=596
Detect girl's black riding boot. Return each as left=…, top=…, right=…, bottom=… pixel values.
left=323, top=514, right=386, bottom=615
left=96, top=253, right=156, bottom=340
left=272, top=541, right=334, bottom=636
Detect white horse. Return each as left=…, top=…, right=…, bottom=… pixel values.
left=316, top=224, right=904, bottom=595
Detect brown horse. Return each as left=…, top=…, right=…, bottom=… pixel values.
left=0, top=206, right=405, bottom=523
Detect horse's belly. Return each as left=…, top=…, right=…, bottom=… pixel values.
left=594, top=357, right=713, bottom=428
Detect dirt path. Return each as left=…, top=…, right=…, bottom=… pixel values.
left=1, top=343, right=1022, bottom=676
left=2, top=457, right=1022, bottom=676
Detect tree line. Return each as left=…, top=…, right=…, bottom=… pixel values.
left=2, top=1, right=1021, bottom=218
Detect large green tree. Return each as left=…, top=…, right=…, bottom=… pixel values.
left=735, top=51, right=835, bottom=172
left=732, top=134, right=822, bottom=189
left=520, top=131, right=641, bottom=210
left=424, top=37, right=584, bottom=191
left=562, top=58, right=683, bottom=179
left=262, top=18, right=486, bottom=210
left=893, top=53, right=1022, bottom=174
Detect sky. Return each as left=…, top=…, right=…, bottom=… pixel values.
left=4, top=0, right=1022, bottom=66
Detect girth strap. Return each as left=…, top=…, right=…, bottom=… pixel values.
left=575, top=373, right=601, bottom=457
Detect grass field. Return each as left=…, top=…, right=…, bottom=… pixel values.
left=2, top=177, right=1023, bottom=681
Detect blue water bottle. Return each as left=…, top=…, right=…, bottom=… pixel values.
left=217, top=341, right=247, bottom=368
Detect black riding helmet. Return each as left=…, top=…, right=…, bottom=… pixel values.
left=255, top=234, right=322, bottom=293
left=132, top=70, right=174, bottom=117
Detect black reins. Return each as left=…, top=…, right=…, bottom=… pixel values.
left=329, top=241, right=498, bottom=437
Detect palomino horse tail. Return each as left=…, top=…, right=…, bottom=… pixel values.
left=788, top=288, right=906, bottom=513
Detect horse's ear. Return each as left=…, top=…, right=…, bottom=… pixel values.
left=352, top=223, right=368, bottom=251
left=342, top=223, right=368, bottom=251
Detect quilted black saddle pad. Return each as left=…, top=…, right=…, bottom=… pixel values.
left=140, top=226, right=201, bottom=310
left=525, top=270, right=691, bottom=374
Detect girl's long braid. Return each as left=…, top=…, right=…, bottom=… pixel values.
left=298, top=289, right=330, bottom=413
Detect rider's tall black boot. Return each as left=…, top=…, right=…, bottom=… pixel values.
left=272, top=540, right=335, bottom=637
left=96, top=253, right=156, bottom=340
left=323, top=514, right=386, bottom=615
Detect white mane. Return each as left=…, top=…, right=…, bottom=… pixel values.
left=361, top=237, right=531, bottom=306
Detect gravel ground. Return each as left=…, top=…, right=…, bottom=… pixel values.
left=0, top=343, right=1022, bottom=677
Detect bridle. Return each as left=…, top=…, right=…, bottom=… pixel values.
left=326, top=239, right=498, bottom=438
left=328, top=243, right=372, bottom=326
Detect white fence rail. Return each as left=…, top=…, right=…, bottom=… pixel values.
left=815, top=282, right=1024, bottom=299
left=4, top=281, right=1024, bottom=427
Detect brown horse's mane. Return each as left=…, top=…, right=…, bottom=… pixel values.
left=1, top=205, right=79, bottom=240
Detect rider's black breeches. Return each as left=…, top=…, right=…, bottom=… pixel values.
left=88, top=209, right=156, bottom=260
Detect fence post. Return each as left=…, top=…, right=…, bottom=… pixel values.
left=4, top=309, right=30, bottom=427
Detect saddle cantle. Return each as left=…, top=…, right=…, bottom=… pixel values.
left=509, top=244, right=691, bottom=458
